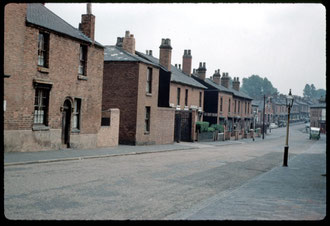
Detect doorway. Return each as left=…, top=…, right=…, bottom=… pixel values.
left=62, top=99, right=72, bottom=148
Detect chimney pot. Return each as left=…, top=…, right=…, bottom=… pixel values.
left=79, top=3, right=95, bottom=41
left=149, top=50, right=152, bottom=56
left=188, top=50, right=191, bottom=55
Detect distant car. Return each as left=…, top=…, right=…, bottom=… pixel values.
left=309, top=127, right=320, bottom=140
left=269, top=123, right=278, bottom=129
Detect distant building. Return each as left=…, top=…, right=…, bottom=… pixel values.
left=310, top=97, right=326, bottom=133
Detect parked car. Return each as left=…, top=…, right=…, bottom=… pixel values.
left=309, top=127, right=320, bottom=140
left=278, top=120, right=286, bottom=127
left=269, top=123, right=278, bottom=129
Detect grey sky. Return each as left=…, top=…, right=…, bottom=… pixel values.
left=46, top=3, right=326, bottom=96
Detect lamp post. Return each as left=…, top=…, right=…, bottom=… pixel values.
left=262, top=94, right=266, bottom=139
left=283, top=89, right=294, bottom=167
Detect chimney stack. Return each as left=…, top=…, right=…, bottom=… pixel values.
left=213, top=69, right=221, bottom=85
left=196, top=62, right=207, bottom=80
left=159, top=38, right=172, bottom=71
left=79, top=3, right=95, bottom=42
left=221, top=72, right=230, bottom=88
left=116, top=37, right=123, bottom=47
left=122, top=30, right=136, bottom=55
left=232, top=77, right=240, bottom=91
left=182, top=49, right=192, bottom=76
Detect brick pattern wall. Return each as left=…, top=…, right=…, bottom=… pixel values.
left=4, top=3, right=104, bottom=152
left=169, top=83, right=204, bottom=110
left=102, top=61, right=139, bottom=144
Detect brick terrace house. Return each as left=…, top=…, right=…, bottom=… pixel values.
left=102, top=31, right=175, bottom=145
left=310, top=97, right=326, bottom=133
left=4, top=3, right=119, bottom=152
left=192, top=68, right=253, bottom=139
left=137, top=45, right=207, bottom=142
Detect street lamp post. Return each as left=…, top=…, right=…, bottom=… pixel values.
left=283, top=89, right=294, bottom=167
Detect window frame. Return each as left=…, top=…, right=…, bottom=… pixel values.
left=78, top=45, right=87, bottom=75
left=146, top=67, right=152, bottom=94
left=185, top=89, right=188, bottom=106
left=177, top=88, right=181, bottom=106
left=72, top=98, right=82, bottom=131
left=145, top=106, right=151, bottom=133
left=37, top=32, right=49, bottom=68
left=33, top=86, right=50, bottom=128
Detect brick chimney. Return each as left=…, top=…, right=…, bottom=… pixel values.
left=196, top=62, right=207, bottom=80
left=232, top=77, right=240, bottom=91
left=159, top=38, right=172, bottom=71
left=79, top=3, right=95, bottom=42
left=213, top=69, right=221, bottom=85
left=182, top=49, right=192, bottom=76
left=122, top=30, right=135, bottom=55
left=221, top=72, right=230, bottom=88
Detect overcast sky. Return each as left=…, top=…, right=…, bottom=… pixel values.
left=46, top=3, right=326, bottom=96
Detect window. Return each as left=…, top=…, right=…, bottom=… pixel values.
left=228, top=99, right=231, bottom=113
left=220, top=97, right=223, bottom=112
left=146, top=67, right=152, bottom=94
left=72, top=98, right=81, bottom=130
left=185, top=89, right=188, bottom=106
left=234, top=100, right=237, bottom=113
left=145, top=107, right=151, bottom=133
left=34, top=87, right=50, bottom=126
left=38, top=32, right=49, bottom=67
left=177, top=88, right=181, bottom=105
left=199, top=92, right=202, bottom=107
left=79, top=45, right=87, bottom=75
left=238, top=101, right=240, bottom=113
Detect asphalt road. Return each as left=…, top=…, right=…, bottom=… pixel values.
left=4, top=124, right=323, bottom=220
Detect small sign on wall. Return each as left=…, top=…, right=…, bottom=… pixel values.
left=3, top=100, right=6, bottom=111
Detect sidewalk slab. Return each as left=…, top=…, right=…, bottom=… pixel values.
left=172, top=138, right=326, bottom=220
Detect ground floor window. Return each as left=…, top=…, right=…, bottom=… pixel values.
left=145, top=106, right=151, bottom=133
left=72, top=98, right=81, bottom=130
left=34, top=87, right=50, bottom=126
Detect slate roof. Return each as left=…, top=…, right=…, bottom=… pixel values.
left=310, top=102, right=326, bottom=108
left=26, top=3, right=103, bottom=47
left=104, top=46, right=159, bottom=68
left=135, top=51, right=207, bottom=89
left=194, top=76, right=253, bottom=100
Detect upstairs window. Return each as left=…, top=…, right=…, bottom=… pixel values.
left=220, top=96, right=223, bottom=112
left=79, top=45, right=87, bottom=75
left=199, top=92, right=202, bottom=107
left=228, top=99, right=231, bottom=113
left=146, top=67, right=152, bottom=94
left=177, top=88, right=181, bottom=105
left=185, top=89, right=188, bottom=106
left=38, top=32, right=49, bottom=68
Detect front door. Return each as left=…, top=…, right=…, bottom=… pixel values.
left=62, top=99, right=72, bottom=148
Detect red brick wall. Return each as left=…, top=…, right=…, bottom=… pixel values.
left=4, top=3, right=104, bottom=151
left=102, top=61, right=139, bottom=144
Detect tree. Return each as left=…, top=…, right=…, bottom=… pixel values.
left=310, top=84, right=316, bottom=98
left=303, top=84, right=311, bottom=98
left=241, top=75, right=278, bottom=99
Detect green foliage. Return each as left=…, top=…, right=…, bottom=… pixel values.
left=241, top=74, right=278, bottom=99
left=210, top=124, right=224, bottom=133
left=196, top=121, right=209, bottom=132
left=207, top=127, right=215, bottom=132
left=303, top=83, right=326, bottom=99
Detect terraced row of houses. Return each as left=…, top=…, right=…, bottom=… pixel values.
left=4, top=3, right=319, bottom=152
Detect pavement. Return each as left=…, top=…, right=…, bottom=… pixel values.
left=4, top=124, right=327, bottom=220
left=4, top=135, right=259, bottom=166
left=168, top=134, right=327, bottom=220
